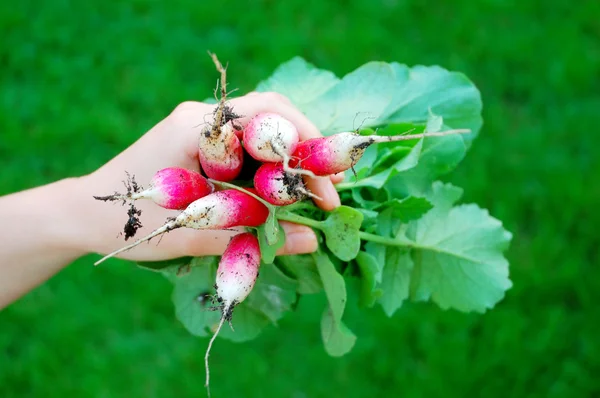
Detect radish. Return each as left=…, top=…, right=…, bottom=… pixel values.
left=197, top=53, right=244, bottom=182
left=94, top=167, right=214, bottom=210
left=243, top=113, right=315, bottom=177
left=93, top=189, right=269, bottom=265
left=205, top=232, right=261, bottom=397
left=215, top=232, right=261, bottom=319
left=290, top=129, right=471, bottom=176
left=198, top=121, right=244, bottom=182
left=253, top=163, right=318, bottom=206
left=243, top=113, right=298, bottom=162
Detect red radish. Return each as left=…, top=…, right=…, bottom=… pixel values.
left=215, top=233, right=261, bottom=318
left=243, top=113, right=316, bottom=178
left=205, top=232, right=261, bottom=396
left=290, top=129, right=471, bottom=176
left=93, top=189, right=269, bottom=265
left=243, top=113, right=299, bottom=163
left=254, top=163, right=317, bottom=206
left=94, top=168, right=214, bottom=210
left=199, top=121, right=244, bottom=182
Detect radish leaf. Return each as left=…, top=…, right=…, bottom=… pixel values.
left=320, top=206, right=363, bottom=261
left=355, top=251, right=382, bottom=308
left=276, top=255, right=323, bottom=295
left=313, top=250, right=356, bottom=356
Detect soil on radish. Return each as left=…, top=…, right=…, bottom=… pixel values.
left=93, top=172, right=141, bottom=204
left=123, top=204, right=142, bottom=240
left=219, top=104, right=242, bottom=125
left=349, top=140, right=372, bottom=164
left=279, top=169, right=305, bottom=200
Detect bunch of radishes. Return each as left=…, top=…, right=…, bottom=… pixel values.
left=93, top=55, right=470, bottom=396
left=94, top=110, right=469, bottom=268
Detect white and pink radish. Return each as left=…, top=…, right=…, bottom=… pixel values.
left=243, top=113, right=298, bottom=162
left=290, top=129, right=471, bottom=176
left=94, top=167, right=214, bottom=210
left=253, top=163, right=319, bottom=206
left=214, top=232, right=261, bottom=319
left=197, top=53, right=244, bottom=182
left=243, top=113, right=314, bottom=177
left=93, top=189, right=269, bottom=265
left=204, top=232, right=261, bottom=397
left=198, top=121, right=244, bottom=182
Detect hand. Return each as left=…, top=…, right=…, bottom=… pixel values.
left=78, top=92, right=343, bottom=261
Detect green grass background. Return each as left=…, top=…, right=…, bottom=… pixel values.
left=1, top=1, right=599, bottom=397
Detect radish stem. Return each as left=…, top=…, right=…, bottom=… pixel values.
left=276, top=210, right=415, bottom=247
left=208, top=179, right=276, bottom=211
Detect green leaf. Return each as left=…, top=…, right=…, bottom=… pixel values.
left=172, top=257, right=220, bottom=338
left=276, top=255, right=323, bottom=294
left=258, top=59, right=481, bottom=148
left=257, top=222, right=286, bottom=264
left=320, top=206, right=364, bottom=261
left=426, top=181, right=464, bottom=209
left=382, top=63, right=482, bottom=140
left=215, top=305, right=271, bottom=342
left=313, top=250, right=356, bottom=356
left=406, top=203, right=513, bottom=313
left=425, top=108, right=444, bottom=133
left=355, top=251, right=383, bottom=308
left=389, top=132, right=467, bottom=194
left=255, top=57, right=339, bottom=107
left=172, top=257, right=285, bottom=342
left=302, top=62, right=398, bottom=133
left=264, top=211, right=280, bottom=246
left=338, top=124, right=424, bottom=191
left=244, top=263, right=298, bottom=324
left=378, top=248, right=413, bottom=316
left=313, top=251, right=347, bottom=321
left=362, top=208, right=413, bottom=316
left=321, top=309, right=357, bottom=357
left=374, top=196, right=433, bottom=223
left=217, top=262, right=298, bottom=342
left=137, top=256, right=194, bottom=277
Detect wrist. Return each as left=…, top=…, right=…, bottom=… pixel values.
left=42, top=177, right=96, bottom=257
left=63, top=173, right=127, bottom=256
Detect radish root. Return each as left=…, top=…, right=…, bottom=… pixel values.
left=205, top=315, right=226, bottom=398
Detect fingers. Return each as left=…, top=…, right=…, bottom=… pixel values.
left=305, top=176, right=340, bottom=211
left=276, top=222, right=318, bottom=255
left=171, top=222, right=317, bottom=258
left=330, top=172, right=345, bottom=184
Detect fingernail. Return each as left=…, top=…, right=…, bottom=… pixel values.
left=285, top=231, right=318, bottom=254
left=333, top=172, right=345, bottom=181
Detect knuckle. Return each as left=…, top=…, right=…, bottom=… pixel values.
left=171, top=101, right=204, bottom=115
left=169, top=101, right=210, bottom=127
left=260, top=91, right=291, bottom=105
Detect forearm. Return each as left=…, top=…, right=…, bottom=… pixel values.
left=0, top=178, right=88, bottom=308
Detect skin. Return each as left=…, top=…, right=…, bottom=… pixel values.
left=0, top=92, right=343, bottom=309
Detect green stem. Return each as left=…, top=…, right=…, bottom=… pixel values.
left=277, top=211, right=416, bottom=248
left=276, top=211, right=322, bottom=229
left=208, top=179, right=275, bottom=211
left=335, top=181, right=358, bottom=191
left=281, top=201, right=321, bottom=214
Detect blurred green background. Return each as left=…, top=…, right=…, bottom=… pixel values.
left=1, top=1, right=599, bottom=397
